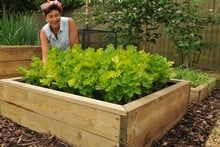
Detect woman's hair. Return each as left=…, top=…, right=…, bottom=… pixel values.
left=41, top=0, right=63, bottom=16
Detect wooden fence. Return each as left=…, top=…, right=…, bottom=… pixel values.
left=147, top=0, right=220, bottom=70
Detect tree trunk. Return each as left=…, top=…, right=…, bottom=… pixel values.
left=140, top=24, right=148, bottom=51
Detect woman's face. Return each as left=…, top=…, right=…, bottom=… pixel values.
left=45, top=10, right=61, bottom=29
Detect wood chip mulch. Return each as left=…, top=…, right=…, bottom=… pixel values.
left=0, top=80, right=220, bottom=147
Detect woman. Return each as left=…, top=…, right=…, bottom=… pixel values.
left=40, top=0, right=78, bottom=64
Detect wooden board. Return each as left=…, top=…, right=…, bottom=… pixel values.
left=0, top=46, right=41, bottom=79
left=0, top=102, right=119, bottom=147
left=0, top=46, right=41, bottom=61
left=0, top=60, right=31, bottom=76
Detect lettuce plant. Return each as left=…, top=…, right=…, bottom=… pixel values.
left=18, top=44, right=175, bottom=104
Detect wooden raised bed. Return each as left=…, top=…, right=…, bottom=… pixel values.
left=0, top=78, right=190, bottom=147
left=189, top=78, right=216, bottom=104
left=0, top=46, right=41, bottom=79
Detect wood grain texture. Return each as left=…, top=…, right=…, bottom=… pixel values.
left=0, top=46, right=41, bottom=79
left=190, top=78, right=217, bottom=103
left=1, top=101, right=119, bottom=147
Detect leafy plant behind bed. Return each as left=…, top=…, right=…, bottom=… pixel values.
left=18, top=44, right=175, bottom=104
left=174, top=68, right=214, bottom=88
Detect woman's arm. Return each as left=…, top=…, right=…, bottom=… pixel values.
left=68, top=17, right=79, bottom=48
left=40, top=29, right=49, bottom=64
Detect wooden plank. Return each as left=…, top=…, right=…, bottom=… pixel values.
left=124, top=80, right=190, bottom=145
left=1, top=78, right=127, bottom=115
left=0, top=78, right=126, bottom=142
left=0, top=82, right=2, bottom=114
left=190, top=89, right=200, bottom=103
left=0, top=74, right=21, bottom=79
left=0, top=46, right=41, bottom=78
left=0, top=81, right=2, bottom=98
left=0, top=101, right=119, bottom=147
left=0, top=78, right=127, bottom=115
left=0, top=60, right=32, bottom=76
left=0, top=46, right=41, bottom=61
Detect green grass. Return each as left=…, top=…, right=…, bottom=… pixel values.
left=0, top=13, right=39, bottom=45
left=174, top=68, right=215, bottom=88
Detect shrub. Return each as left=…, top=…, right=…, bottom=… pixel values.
left=18, top=44, right=175, bottom=104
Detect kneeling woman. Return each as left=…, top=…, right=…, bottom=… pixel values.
left=40, top=0, right=78, bottom=64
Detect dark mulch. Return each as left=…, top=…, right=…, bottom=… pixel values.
left=1, top=80, right=220, bottom=147
left=0, top=115, right=71, bottom=147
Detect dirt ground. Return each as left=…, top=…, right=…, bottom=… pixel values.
left=0, top=80, right=220, bottom=147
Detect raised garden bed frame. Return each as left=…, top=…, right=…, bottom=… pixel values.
left=0, top=78, right=190, bottom=147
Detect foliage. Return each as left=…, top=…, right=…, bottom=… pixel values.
left=33, top=0, right=84, bottom=10
left=77, top=0, right=178, bottom=47
left=0, top=14, right=39, bottom=45
left=77, top=0, right=216, bottom=69
left=203, top=0, right=220, bottom=25
left=0, top=0, right=36, bottom=17
left=0, top=0, right=83, bottom=17
left=18, top=44, right=175, bottom=104
left=165, top=0, right=210, bottom=68
left=174, top=67, right=215, bottom=88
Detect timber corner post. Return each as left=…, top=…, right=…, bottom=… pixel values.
left=0, top=81, right=2, bottom=114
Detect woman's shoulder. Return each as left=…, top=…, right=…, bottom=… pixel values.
left=61, top=17, right=73, bottom=21
left=42, top=23, right=50, bottom=31
left=61, top=17, right=74, bottom=23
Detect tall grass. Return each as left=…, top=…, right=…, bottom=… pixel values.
left=0, top=13, right=39, bottom=45
left=174, top=68, right=215, bottom=87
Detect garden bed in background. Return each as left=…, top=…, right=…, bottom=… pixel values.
left=0, top=46, right=41, bottom=79
left=174, top=68, right=217, bottom=104
left=190, top=78, right=216, bottom=104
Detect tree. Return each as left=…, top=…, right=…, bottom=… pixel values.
left=0, top=0, right=37, bottom=17
left=78, top=0, right=215, bottom=68
left=0, top=0, right=83, bottom=18
left=78, top=0, right=180, bottom=50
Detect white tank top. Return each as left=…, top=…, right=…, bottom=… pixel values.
left=43, top=17, right=70, bottom=50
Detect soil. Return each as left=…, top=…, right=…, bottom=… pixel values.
left=0, top=80, right=219, bottom=147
